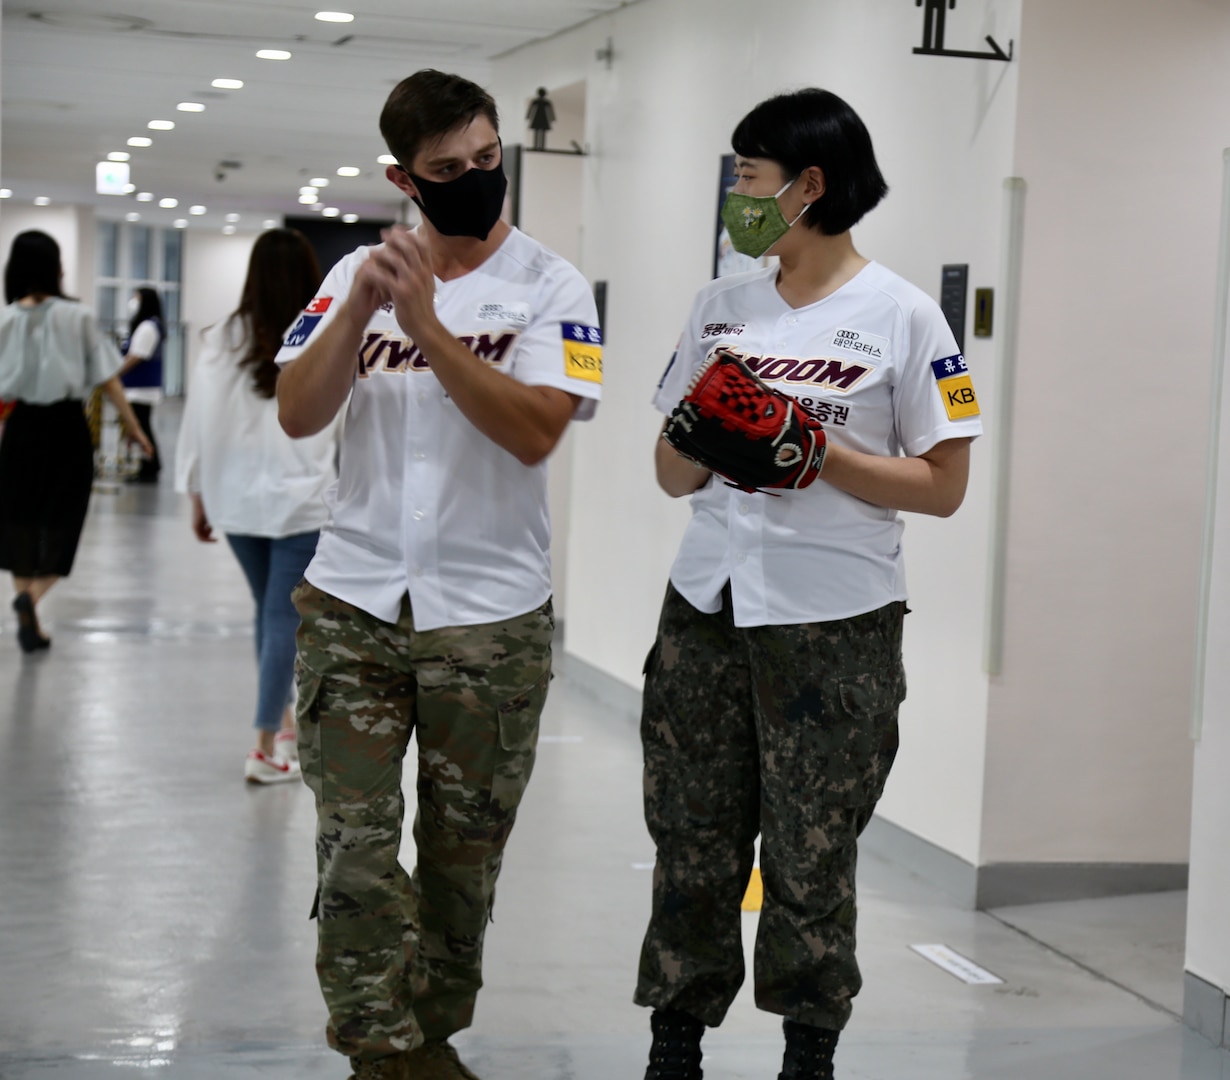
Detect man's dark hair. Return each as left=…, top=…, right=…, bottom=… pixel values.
left=731, top=89, right=888, bottom=236
left=4, top=230, right=67, bottom=303
left=380, top=69, right=499, bottom=170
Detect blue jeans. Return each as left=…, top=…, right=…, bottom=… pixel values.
left=226, top=531, right=320, bottom=732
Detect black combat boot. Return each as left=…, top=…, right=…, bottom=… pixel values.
left=778, top=1018, right=839, bottom=1080
left=644, top=1008, right=705, bottom=1079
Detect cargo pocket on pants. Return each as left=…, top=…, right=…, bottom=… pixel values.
left=821, top=666, right=906, bottom=807
left=490, top=670, right=551, bottom=815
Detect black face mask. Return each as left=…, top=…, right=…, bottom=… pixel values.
left=408, top=160, right=508, bottom=240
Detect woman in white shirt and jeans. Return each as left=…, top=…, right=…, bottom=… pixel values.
left=176, top=229, right=339, bottom=783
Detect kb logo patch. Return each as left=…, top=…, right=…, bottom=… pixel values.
left=930, top=354, right=980, bottom=420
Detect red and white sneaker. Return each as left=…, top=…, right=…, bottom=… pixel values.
left=273, top=730, right=299, bottom=766
left=244, top=749, right=300, bottom=784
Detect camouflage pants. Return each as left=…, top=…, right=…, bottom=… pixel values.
left=292, top=581, right=554, bottom=1061
left=635, top=584, right=906, bottom=1032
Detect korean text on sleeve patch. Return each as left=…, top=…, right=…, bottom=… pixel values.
left=930, top=354, right=980, bottom=420
left=284, top=313, right=322, bottom=348
left=562, top=322, right=603, bottom=384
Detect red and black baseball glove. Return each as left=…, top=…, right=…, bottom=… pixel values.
left=662, top=349, right=827, bottom=493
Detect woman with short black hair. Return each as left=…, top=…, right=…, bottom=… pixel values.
left=638, top=89, right=983, bottom=1080
left=0, top=230, right=153, bottom=651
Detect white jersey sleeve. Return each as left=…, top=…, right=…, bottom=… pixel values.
left=504, top=262, right=603, bottom=420
left=275, top=247, right=367, bottom=366
left=893, top=298, right=983, bottom=457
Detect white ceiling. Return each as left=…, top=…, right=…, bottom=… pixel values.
left=1, top=1, right=623, bottom=230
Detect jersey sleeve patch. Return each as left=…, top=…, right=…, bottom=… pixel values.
left=931, top=354, right=980, bottom=420
left=562, top=322, right=603, bottom=384
left=305, top=296, right=332, bottom=314
left=284, top=314, right=322, bottom=348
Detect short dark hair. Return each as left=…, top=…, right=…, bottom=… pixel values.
left=380, top=69, right=499, bottom=170
left=230, top=228, right=322, bottom=398
left=4, top=230, right=67, bottom=304
left=731, top=89, right=888, bottom=236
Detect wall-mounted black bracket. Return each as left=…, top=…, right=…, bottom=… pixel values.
left=914, top=34, right=1013, bottom=61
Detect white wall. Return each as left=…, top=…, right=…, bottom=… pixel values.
left=180, top=229, right=260, bottom=383
left=491, top=0, right=1019, bottom=864
left=978, top=0, right=1226, bottom=866
left=0, top=202, right=94, bottom=302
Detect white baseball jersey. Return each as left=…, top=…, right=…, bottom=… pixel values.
left=654, top=260, right=982, bottom=627
left=276, top=227, right=603, bottom=629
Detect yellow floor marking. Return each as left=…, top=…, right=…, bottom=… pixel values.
left=741, top=867, right=763, bottom=911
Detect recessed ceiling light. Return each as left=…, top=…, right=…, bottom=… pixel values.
left=0, top=189, right=12, bottom=199
left=377, top=154, right=398, bottom=166
left=298, top=194, right=318, bottom=204
left=225, top=213, right=241, bottom=223
left=315, top=11, right=354, bottom=23
left=322, top=206, right=340, bottom=217
left=299, top=186, right=318, bottom=196
left=124, top=183, right=136, bottom=193
left=262, top=219, right=278, bottom=229
left=310, top=177, right=329, bottom=187
left=212, top=78, right=244, bottom=89
left=108, top=151, right=131, bottom=162
left=128, top=136, right=153, bottom=147
left=173, top=219, right=188, bottom=228
left=342, top=213, right=359, bottom=223
left=336, top=166, right=360, bottom=177
left=189, top=205, right=207, bottom=215
left=256, top=49, right=292, bottom=60
left=309, top=203, right=324, bottom=212
left=222, top=225, right=237, bottom=234
left=148, top=120, right=175, bottom=131
left=177, top=102, right=206, bottom=112
left=159, top=198, right=178, bottom=208
left=34, top=196, right=51, bottom=206
left=136, top=192, right=154, bottom=202
left=125, top=211, right=140, bottom=222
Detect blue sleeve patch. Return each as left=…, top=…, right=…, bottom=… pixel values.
left=930, top=354, right=969, bottom=381
left=562, top=321, right=602, bottom=345
left=284, top=314, right=322, bottom=348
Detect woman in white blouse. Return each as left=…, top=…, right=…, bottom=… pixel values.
left=176, top=229, right=339, bottom=784
left=0, top=230, right=153, bottom=652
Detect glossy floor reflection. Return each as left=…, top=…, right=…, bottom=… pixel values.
left=0, top=424, right=1226, bottom=1078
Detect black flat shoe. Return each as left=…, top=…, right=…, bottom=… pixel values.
left=12, top=593, right=50, bottom=653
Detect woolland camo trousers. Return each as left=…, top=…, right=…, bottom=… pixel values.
left=292, top=581, right=554, bottom=1061
left=635, top=584, right=906, bottom=1033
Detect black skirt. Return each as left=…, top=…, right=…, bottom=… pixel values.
left=0, top=399, right=95, bottom=577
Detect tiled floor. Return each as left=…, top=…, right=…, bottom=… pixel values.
left=0, top=412, right=1225, bottom=1078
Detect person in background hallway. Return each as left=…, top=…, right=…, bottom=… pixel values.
left=119, top=285, right=165, bottom=482
left=0, top=230, right=153, bottom=652
left=637, top=89, right=983, bottom=1080
left=276, top=69, right=603, bottom=1080
left=176, top=228, right=339, bottom=785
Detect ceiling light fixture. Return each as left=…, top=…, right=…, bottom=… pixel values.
left=377, top=154, right=398, bottom=166
left=343, top=213, right=359, bottom=223
left=225, top=213, right=241, bottom=223
left=159, top=198, right=178, bottom=208
left=108, top=152, right=131, bottom=162
left=189, top=205, right=207, bottom=215
left=177, top=102, right=206, bottom=113
left=256, top=49, right=292, bottom=60
left=125, top=212, right=140, bottom=222
left=315, top=11, right=355, bottom=22
left=262, top=219, right=278, bottom=229
left=336, top=166, right=360, bottom=177
left=124, top=184, right=136, bottom=194
left=222, top=225, right=237, bottom=234
left=310, top=177, right=329, bottom=187
left=212, top=78, right=244, bottom=89
left=322, top=206, right=340, bottom=217
left=0, top=190, right=12, bottom=199
left=34, top=196, right=51, bottom=206
left=298, top=194, right=318, bottom=204
left=128, top=136, right=153, bottom=147
left=173, top=219, right=188, bottom=229
left=299, top=186, right=318, bottom=196
left=148, top=120, right=175, bottom=131
left=136, top=192, right=154, bottom=202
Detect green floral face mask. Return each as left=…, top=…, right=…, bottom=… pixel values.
left=720, top=178, right=809, bottom=259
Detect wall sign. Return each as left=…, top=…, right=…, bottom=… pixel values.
left=913, top=0, right=1013, bottom=62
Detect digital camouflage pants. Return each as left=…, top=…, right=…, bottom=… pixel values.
left=292, top=581, right=554, bottom=1062
left=635, top=584, right=906, bottom=1033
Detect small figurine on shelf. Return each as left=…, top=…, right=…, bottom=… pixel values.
left=526, top=87, right=555, bottom=151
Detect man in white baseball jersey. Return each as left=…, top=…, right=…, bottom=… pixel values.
left=276, top=69, right=602, bottom=1080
